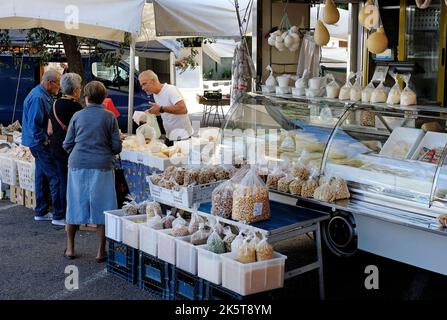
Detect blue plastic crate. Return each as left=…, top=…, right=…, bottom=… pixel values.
left=138, top=251, right=172, bottom=299
left=204, top=281, right=281, bottom=300
left=173, top=267, right=205, bottom=300
left=106, top=239, right=139, bottom=285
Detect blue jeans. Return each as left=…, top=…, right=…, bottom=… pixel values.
left=50, top=144, right=68, bottom=214
left=29, top=143, right=64, bottom=220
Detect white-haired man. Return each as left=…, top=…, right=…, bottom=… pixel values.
left=138, top=70, right=193, bottom=146
left=22, top=69, right=65, bottom=226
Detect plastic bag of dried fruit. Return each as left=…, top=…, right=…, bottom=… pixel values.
left=147, top=214, right=164, bottom=230
left=211, top=179, right=234, bottom=219
left=301, top=169, right=320, bottom=198
left=146, top=201, right=162, bottom=219
left=222, top=226, right=236, bottom=252
left=266, top=166, right=285, bottom=190
left=207, top=215, right=225, bottom=238
left=161, top=210, right=175, bottom=229
left=231, top=229, right=246, bottom=252
left=232, top=167, right=271, bottom=223
left=206, top=225, right=226, bottom=254
left=172, top=212, right=188, bottom=229
left=237, top=237, right=257, bottom=264
left=188, top=203, right=204, bottom=234
left=191, top=223, right=210, bottom=245
left=255, top=234, right=274, bottom=261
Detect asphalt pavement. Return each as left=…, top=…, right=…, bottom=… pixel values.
left=1, top=199, right=446, bottom=300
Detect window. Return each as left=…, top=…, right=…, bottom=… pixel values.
left=92, top=62, right=129, bottom=92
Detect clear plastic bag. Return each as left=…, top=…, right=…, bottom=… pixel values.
left=266, top=166, right=286, bottom=190
left=265, top=65, right=277, bottom=87
left=255, top=234, right=274, bottom=261
left=188, top=206, right=205, bottom=235
left=350, top=73, right=362, bottom=102
left=330, top=177, right=351, bottom=200
left=301, top=169, right=319, bottom=198
left=295, top=69, right=310, bottom=88
left=237, top=237, right=257, bottom=264
left=289, top=178, right=305, bottom=195
left=174, top=167, right=186, bottom=185
left=164, top=166, right=177, bottom=180
left=146, top=201, right=162, bottom=219
left=313, top=178, right=336, bottom=203
left=122, top=195, right=140, bottom=216
left=211, top=180, right=234, bottom=219
left=191, top=223, right=210, bottom=245
left=386, top=72, right=401, bottom=105
left=362, top=81, right=375, bottom=103
left=172, top=212, right=188, bottom=229
left=400, top=73, right=417, bottom=106
left=371, top=81, right=388, bottom=103
left=280, top=133, right=296, bottom=152
left=339, top=72, right=355, bottom=100
left=207, top=215, right=225, bottom=238
left=161, top=210, right=175, bottom=229
left=231, top=230, right=245, bottom=252
left=147, top=214, right=164, bottom=230
left=183, top=167, right=200, bottom=186
left=232, top=167, right=271, bottom=223
left=222, top=226, right=236, bottom=252
left=325, top=74, right=340, bottom=99
left=170, top=226, right=190, bottom=237
left=206, top=226, right=226, bottom=254
left=277, top=175, right=295, bottom=193
left=135, top=123, right=156, bottom=146
left=320, top=106, right=334, bottom=123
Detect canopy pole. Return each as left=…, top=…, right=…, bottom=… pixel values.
left=128, top=36, right=136, bottom=133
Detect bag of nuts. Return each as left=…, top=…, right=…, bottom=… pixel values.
left=255, top=234, right=274, bottom=261
left=232, top=167, right=271, bottom=224
left=266, top=166, right=285, bottom=190
left=211, top=180, right=234, bottom=219
left=301, top=169, right=320, bottom=198
left=277, top=175, right=295, bottom=193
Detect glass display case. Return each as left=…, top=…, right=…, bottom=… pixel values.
left=218, top=92, right=447, bottom=217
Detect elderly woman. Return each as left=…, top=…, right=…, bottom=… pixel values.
left=63, top=81, right=122, bottom=261
left=49, top=73, right=83, bottom=224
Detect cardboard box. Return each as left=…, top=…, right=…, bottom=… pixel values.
left=0, top=134, right=13, bottom=143
left=10, top=186, right=25, bottom=206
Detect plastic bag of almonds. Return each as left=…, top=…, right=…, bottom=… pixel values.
left=292, top=164, right=310, bottom=180
left=211, top=180, right=234, bottom=219
left=174, top=167, right=186, bottom=185
left=191, top=223, right=210, bottom=245
left=223, top=226, right=236, bottom=252
left=266, top=167, right=285, bottom=190
left=232, top=167, right=271, bottom=223
left=301, top=170, right=320, bottom=198
left=255, top=234, right=274, bottom=261
left=183, top=167, right=199, bottom=186
left=237, top=237, right=257, bottom=264
left=188, top=209, right=205, bottom=235
left=289, top=178, right=305, bottom=196
left=277, top=175, right=295, bottom=193
left=164, top=166, right=177, bottom=180
left=161, top=210, right=175, bottom=229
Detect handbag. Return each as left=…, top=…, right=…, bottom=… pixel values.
left=114, top=156, right=130, bottom=209
left=47, top=101, right=67, bottom=136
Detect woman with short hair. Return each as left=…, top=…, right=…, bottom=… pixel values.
left=63, top=81, right=122, bottom=262
left=49, top=72, right=83, bottom=226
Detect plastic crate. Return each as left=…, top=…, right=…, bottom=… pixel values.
left=138, top=251, right=172, bottom=299
left=156, top=229, right=178, bottom=265
left=196, top=245, right=223, bottom=285
left=16, top=159, right=35, bottom=192
left=104, top=210, right=126, bottom=242
left=221, top=251, right=287, bottom=296
left=122, top=215, right=147, bottom=249
left=175, top=236, right=198, bottom=275
left=173, top=267, right=205, bottom=300
left=139, top=223, right=160, bottom=257
left=106, top=239, right=139, bottom=284
left=148, top=175, right=224, bottom=207
left=0, top=155, right=17, bottom=186
left=204, top=281, right=279, bottom=300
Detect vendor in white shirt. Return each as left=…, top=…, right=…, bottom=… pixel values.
left=138, top=70, right=193, bottom=147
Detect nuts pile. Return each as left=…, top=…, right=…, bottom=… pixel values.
left=232, top=187, right=270, bottom=223
left=211, top=184, right=234, bottom=219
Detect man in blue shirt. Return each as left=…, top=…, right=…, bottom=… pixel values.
left=22, top=69, right=65, bottom=226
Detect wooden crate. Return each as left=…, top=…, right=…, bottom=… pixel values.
left=10, top=186, right=25, bottom=206
left=25, top=190, right=36, bottom=209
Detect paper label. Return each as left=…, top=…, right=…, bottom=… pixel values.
left=372, top=66, right=389, bottom=83
left=253, top=203, right=263, bottom=216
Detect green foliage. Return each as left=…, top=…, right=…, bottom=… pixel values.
left=175, top=47, right=199, bottom=74
left=203, top=69, right=214, bottom=80
left=221, top=68, right=231, bottom=80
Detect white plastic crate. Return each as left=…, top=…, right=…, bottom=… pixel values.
left=138, top=223, right=160, bottom=256
left=196, top=245, right=224, bottom=285
left=148, top=176, right=224, bottom=208
left=0, top=155, right=17, bottom=186
left=104, top=210, right=126, bottom=242
left=175, top=236, right=198, bottom=275
left=16, top=159, right=35, bottom=192
left=121, top=215, right=147, bottom=249
left=156, top=229, right=177, bottom=265
left=380, top=127, right=425, bottom=160
left=411, top=131, right=447, bottom=162
left=221, top=251, right=287, bottom=296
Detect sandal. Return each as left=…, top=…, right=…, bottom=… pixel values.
left=95, top=257, right=107, bottom=263
left=64, top=249, right=76, bottom=260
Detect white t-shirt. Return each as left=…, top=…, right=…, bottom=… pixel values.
left=154, top=84, right=193, bottom=141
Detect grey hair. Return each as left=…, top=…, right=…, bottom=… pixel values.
left=138, top=70, right=159, bottom=82
left=60, top=73, right=82, bottom=95
left=41, top=69, right=61, bottom=82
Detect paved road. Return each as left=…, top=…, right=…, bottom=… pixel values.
left=1, top=199, right=446, bottom=300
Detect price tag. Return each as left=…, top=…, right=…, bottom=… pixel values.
left=372, top=66, right=389, bottom=83
left=253, top=203, right=263, bottom=216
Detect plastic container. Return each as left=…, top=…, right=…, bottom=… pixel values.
left=175, top=236, right=198, bottom=275
left=411, top=131, right=447, bottom=163
left=275, top=86, right=291, bottom=95
left=138, top=251, right=171, bottom=299
left=276, top=75, right=290, bottom=87
left=380, top=127, right=425, bottom=160
left=221, top=251, right=287, bottom=296
left=139, top=223, right=160, bottom=256
left=292, top=87, right=306, bottom=97
left=106, top=239, right=139, bottom=284
left=308, top=77, right=324, bottom=90
left=196, top=245, right=224, bottom=285
left=0, top=155, right=17, bottom=186
left=104, top=209, right=126, bottom=242
left=16, top=159, right=35, bottom=192
left=173, top=267, right=205, bottom=300
left=156, top=229, right=177, bottom=265
left=122, top=215, right=147, bottom=249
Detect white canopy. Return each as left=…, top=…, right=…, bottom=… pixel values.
left=202, top=39, right=238, bottom=64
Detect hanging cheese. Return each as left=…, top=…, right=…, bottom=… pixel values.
left=323, top=0, right=340, bottom=25
left=314, top=20, right=330, bottom=46
left=359, top=0, right=374, bottom=27
left=367, top=27, right=388, bottom=54
left=415, top=0, right=432, bottom=9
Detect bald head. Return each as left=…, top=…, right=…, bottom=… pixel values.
left=41, top=69, right=61, bottom=95
left=138, top=69, right=162, bottom=94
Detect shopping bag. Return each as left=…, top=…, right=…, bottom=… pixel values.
left=115, top=159, right=129, bottom=209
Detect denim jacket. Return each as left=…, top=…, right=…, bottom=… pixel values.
left=22, top=84, right=53, bottom=148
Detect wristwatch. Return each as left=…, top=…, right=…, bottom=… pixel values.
left=160, top=106, right=165, bottom=113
